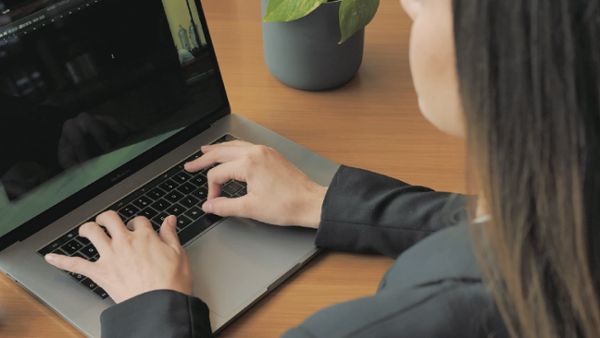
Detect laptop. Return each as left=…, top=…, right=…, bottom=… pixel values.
left=0, top=0, right=339, bottom=336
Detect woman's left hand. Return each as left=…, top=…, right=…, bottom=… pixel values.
left=44, top=211, right=192, bottom=304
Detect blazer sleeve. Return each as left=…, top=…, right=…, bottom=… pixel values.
left=315, top=165, right=471, bottom=257
left=100, top=290, right=214, bottom=338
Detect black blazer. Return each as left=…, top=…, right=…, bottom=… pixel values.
left=100, top=166, right=508, bottom=338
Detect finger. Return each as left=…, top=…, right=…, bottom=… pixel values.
left=202, top=140, right=253, bottom=151
left=79, top=222, right=111, bottom=254
left=45, top=253, right=96, bottom=279
left=95, top=211, right=129, bottom=239
left=184, top=144, right=249, bottom=173
left=127, top=216, right=153, bottom=233
left=159, top=215, right=181, bottom=248
left=202, top=196, right=252, bottom=218
left=206, top=160, right=247, bottom=199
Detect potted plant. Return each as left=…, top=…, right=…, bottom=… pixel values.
left=262, top=0, right=380, bottom=91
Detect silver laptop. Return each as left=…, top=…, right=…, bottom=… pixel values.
left=0, top=0, right=338, bottom=336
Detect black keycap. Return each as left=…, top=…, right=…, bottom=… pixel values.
left=39, top=240, right=65, bottom=256
left=165, top=191, right=184, bottom=203
left=177, top=182, right=196, bottom=195
left=160, top=166, right=183, bottom=180
left=184, top=206, right=205, bottom=220
left=151, top=199, right=170, bottom=211
left=93, top=287, right=109, bottom=299
left=159, top=179, right=179, bottom=192
left=81, top=244, right=97, bottom=258
left=176, top=215, right=193, bottom=231
left=81, top=278, right=97, bottom=290
left=77, top=235, right=91, bottom=246
left=177, top=216, right=216, bottom=245
left=38, top=227, right=80, bottom=256
left=152, top=212, right=169, bottom=226
left=63, top=227, right=80, bottom=242
left=132, top=196, right=152, bottom=209
left=119, top=205, right=139, bottom=219
left=62, top=240, right=83, bottom=255
left=173, top=172, right=192, bottom=184
left=222, top=182, right=242, bottom=196
left=190, top=174, right=207, bottom=187
left=200, top=165, right=215, bottom=176
left=166, top=204, right=185, bottom=216
left=52, top=248, right=68, bottom=256
left=180, top=196, right=200, bottom=209
left=140, top=207, right=158, bottom=219
left=185, top=151, right=203, bottom=163
left=72, top=251, right=86, bottom=259
left=192, top=187, right=208, bottom=201
left=90, top=253, right=100, bottom=262
left=69, top=271, right=86, bottom=282
left=148, top=188, right=166, bottom=200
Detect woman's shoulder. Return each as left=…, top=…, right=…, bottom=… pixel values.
left=380, top=223, right=485, bottom=289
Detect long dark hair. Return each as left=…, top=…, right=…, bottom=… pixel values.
left=452, top=0, right=600, bottom=337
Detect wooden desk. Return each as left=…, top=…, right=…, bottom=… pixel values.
left=0, top=0, right=466, bottom=337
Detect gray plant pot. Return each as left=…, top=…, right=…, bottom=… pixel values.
left=262, top=0, right=364, bottom=91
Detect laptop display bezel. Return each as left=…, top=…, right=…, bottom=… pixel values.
left=0, top=0, right=231, bottom=250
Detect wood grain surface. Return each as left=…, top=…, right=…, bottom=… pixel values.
left=0, top=0, right=466, bottom=337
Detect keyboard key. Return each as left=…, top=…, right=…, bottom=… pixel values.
left=69, top=271, right=86, bottom=282
left=176, top=215, right=193, bottom=231
left=184, top=206, right=205, bottom=220
left=148, top=188, right=166, bottom=200
left=173, top=172, right=192, bottom=184
left=38, top=227, right=81, bottom=256
left=177, top=216, right=214, bottom=244
left=222, top=182, right=242, bottom=196
left=119, top=205, right=139, bottom=219
left=192, top=187, right=208, bottom=201
left=177, top=182, right=196, bottom=195
left=165, top=191, right=184, bottom=203
left=93, top=287, right=109, bottom=299
left=77, top=235, right=91, bottom=246
left=151, top=199, right=170, bottom=211
left=180, top=195, right=199, bottom=209
left=81, top=244, right=97, bottom=258
left=90, top=253, right=100, bottom=262
left=132, top=196, right=152, bottom=209
left=166, top=204, right=185, bottom=216
left=140, top=207, right=158, bottom=219
left=62, top=239, right=83, bottom=255
left=152, top=212, right=169, bottom=226
left=190, top=175, right=207, bottom=187
left=159, top=179, right=179, bottom=192
left=80, top=278, right=97, bottom=290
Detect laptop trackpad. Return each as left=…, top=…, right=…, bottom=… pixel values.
left=185, top=217, right=316, bottom=317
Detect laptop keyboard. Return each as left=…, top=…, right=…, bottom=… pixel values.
left=38, top=134, right=247, bottom=299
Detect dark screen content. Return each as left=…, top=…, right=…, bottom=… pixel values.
left=0, top=0, right=222, bottom=201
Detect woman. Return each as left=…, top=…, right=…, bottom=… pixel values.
left=44, top=0, right=600, bottom=337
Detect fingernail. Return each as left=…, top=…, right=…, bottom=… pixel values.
left=45, top=254, right=56, bottom=262
left=202, top=201, right=211, bottom=212
left=168, top=215, right=177, bottom=225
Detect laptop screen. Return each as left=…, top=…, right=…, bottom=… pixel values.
left=0, top=0, right=227, bottom=239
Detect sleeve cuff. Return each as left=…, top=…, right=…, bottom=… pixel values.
left=100, top=289, right=212, bottom=338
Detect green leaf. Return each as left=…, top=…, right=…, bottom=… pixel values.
left=339, top=0, right=380, bottom=43
left=264, top=0, right=329, bottom=22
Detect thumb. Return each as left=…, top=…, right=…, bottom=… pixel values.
left=45, top=253, right=96, bottom=279
left=202, top=196, right=250, bottom=218
left=160, top=215, right=182, bottom=248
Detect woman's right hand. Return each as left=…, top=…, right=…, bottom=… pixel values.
left=184, top=140, right=327, bottom=229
